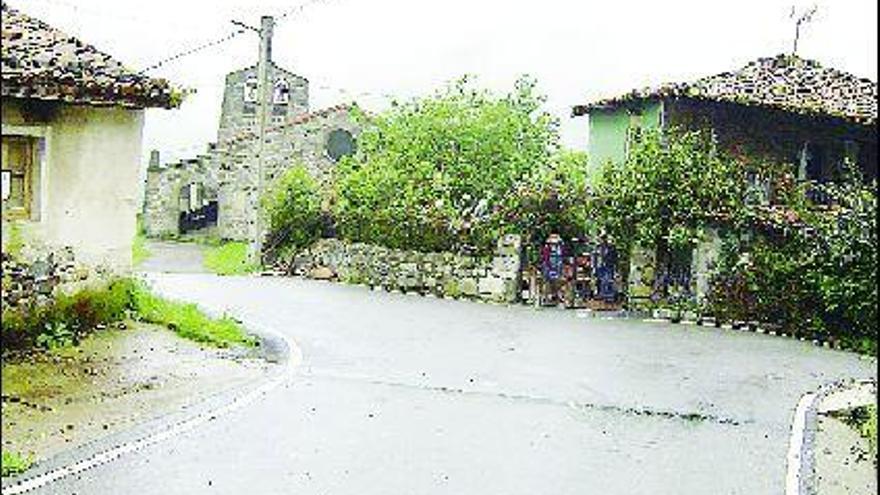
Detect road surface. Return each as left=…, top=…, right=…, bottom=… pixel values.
left=27, top=273, right=875, bottom=494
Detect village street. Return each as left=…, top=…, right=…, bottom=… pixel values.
left=30, top=268, right=874, bottom=495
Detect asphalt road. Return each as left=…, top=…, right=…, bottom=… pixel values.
left=31, top=273, right=875, bottom=494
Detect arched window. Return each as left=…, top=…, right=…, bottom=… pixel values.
left=273, top=79, right=290, bottom=104
left=325, top=129, right=356, bottom=162
left=244, top=77, right=258, bottom=103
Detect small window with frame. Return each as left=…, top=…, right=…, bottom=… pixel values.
left=1, top=135, right=35, bottom=220
left=273, top=79, right=290, bottom=105
left=244, top=77, right=259, bottom=103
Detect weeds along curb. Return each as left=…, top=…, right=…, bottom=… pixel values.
left=0, top=313, right=300, bottom=494
left=784, top=379, right=877, bottom=495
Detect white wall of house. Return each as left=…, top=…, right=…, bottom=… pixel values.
left=2, top=98, right=144, bottom=270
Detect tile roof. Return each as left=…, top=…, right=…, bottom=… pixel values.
left=1, top=3, right=180, bottom=109
left=573, top=54, right=877, bottom=126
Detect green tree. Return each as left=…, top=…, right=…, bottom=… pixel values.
left=333, top=75, right=560, bottom=253
left=591, top=127, right=745, bottom=254
left=261, top=164, right=323, bottom=260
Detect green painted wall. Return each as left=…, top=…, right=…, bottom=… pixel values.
left=587, top=99, right=663, bottom=170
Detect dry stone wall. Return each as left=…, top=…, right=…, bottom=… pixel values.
left=1, top=247, right=102, bottom=312
left=288, top=235, right=523, bottom=304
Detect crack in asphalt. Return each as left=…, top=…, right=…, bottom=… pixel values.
left=298, top=370, right=745, bottom=426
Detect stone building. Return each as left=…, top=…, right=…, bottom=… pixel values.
left=144, top=16, right=362, bottom=241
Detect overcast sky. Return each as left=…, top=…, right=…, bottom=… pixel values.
left=14, top=0, right=879, bottom=165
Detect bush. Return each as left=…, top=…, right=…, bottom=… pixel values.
left=2, top=278, right=136, bottom=351
left=333, top=75, right=559, bottom=254
left=707, top=167, right=877, bottom=352
left=591, top=127, right=745, bottom=257
left=1, top=451, right=33, bottom=478
left=2, top=277, right=254, bottom=351
left=261, top=164, right=323, bottom=260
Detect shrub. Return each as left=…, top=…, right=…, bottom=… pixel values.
left=333, top=75, right=559, bottom=254
left=706, top=166, right=877, bottom=352
left=261, top=164, right=323, bottom=260
left=591, top=127, right=745, bottom=259
left=1, top=451, right=33, bottom=478
left=1, top=277, right=254, bottom=352
left=2, top=278, right=136, bottom=351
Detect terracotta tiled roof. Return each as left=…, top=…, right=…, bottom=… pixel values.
left=573, top=54, right=877, bottom=126
left=1, top=3, right=180, bottom=109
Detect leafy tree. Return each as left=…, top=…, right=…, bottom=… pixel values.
left=591, top=127, right=745, bottom=254
left=333, top=75, right=560, bottom=253
left=261, top=164, right=323, bottom=260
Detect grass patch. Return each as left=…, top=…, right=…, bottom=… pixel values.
left=861, top=405, right=877, bottom=460
left=132, top=216, right=151, bottom=267
left=1, top=451, right=33, bottom=477
left=132, top=284, right=256, bottom=348
left=3, top=278, right=255, bottom=352
left=203, top=241, right=259, bottom=276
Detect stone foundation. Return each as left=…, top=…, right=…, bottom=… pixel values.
left=286, top=235, right=523, bottom=304
left=1, top=247, right=102, bottom=311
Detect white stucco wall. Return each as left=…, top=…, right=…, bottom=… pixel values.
left=2, top=98, right=144, bottom=271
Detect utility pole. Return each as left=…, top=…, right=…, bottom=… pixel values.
left=790, top=5, right=817, bottom=55
left=232, top=15, right=273, bottom=263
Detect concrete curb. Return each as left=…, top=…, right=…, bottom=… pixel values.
left=0, top=313, right=301, bottom=494
left=785, top=378, right=877, bottom=495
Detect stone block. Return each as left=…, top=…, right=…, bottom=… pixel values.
left=478, top=276, right=504, bottom=295
left=460, top=278, right=478, bottom=296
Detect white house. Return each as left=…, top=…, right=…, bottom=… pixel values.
left=1, top=3, right=180, bottom=269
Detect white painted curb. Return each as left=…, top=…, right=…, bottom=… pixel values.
left=784, top=391, right=817, bottom=495
left=3, top=318, right=301, bottom=494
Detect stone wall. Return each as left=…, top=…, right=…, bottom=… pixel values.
left=626, top=228, right=722, bottom=306
left=287, top=235, right=523, bottom=304
left=1, top=247, right=101, bottom=312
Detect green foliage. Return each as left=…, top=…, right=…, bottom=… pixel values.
left=707, top=165, right=877, bottom=352
left=494, top=149, right=592, bottom=261
left=2, top=278, right=254, bottom=351
left=203, top=242, right=259, bottom=275
left=591, top=127, right=745, bottom=255
left=4, top=223, right=25, bottom=260
left=864, top=405, right=877, bottom=461
left=131, top=283, right=255, bottom=348
left=132, top=215, right=150, bottom=267
left=2, top=278, right=136, bottom=351
left=261, top=164, right=323, bottom=260
left=333, top=75, right=559, bottom=254
left=1, top=451, right=33, bottom=477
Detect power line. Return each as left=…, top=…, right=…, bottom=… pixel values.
left=275, top=0, right=337, bottom=22
left=138, top=29, right=249, bottom=75
left=137, top=0, right=336, bottom=75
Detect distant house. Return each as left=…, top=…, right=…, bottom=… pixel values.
left=1, top=3, right=179, bottom=269
left=573, top=54, right=878, bottom=184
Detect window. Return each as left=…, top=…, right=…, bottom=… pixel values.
left=325, top=129, right=356, bottom=162
left=1, top=136, right=35, bottom=220
left=273, top=79, right=290, bottom=105
left=244, top=77, right=259, bottom=103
